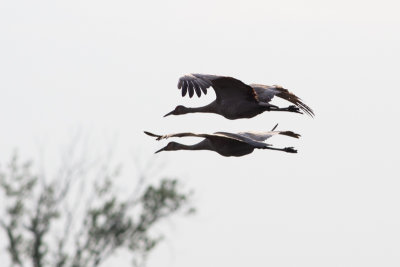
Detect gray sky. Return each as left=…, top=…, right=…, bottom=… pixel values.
left=1, top=0, right=400, bottom=266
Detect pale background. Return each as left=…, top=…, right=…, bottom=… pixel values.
left=1, top=0, right=400, bottom=266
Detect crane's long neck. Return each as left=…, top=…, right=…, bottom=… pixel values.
left=185, top=102, right=218, bottom=114
left=174, top=140, right=212, bottom=151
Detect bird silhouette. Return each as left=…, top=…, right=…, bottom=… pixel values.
left=164, top=74, right=314, bottom=119
left=144, top=124, right=300, bottom=157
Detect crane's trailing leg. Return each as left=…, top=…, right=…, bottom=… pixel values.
left=263, top=146, right=297, bottom=153
left=270, top=105, right=303, bottom=114
left=259, top=103, right=302, bottom=114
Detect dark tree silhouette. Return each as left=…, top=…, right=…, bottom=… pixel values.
left=0, top=152, right=194, bottom=267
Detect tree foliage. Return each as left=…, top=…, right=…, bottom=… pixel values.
left=0, top=152, right=194, bottom=267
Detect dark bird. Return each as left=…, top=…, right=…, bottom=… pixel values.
left=164, top=74, right=314, bottom=119
left=144, top=124, right=300, bottom=157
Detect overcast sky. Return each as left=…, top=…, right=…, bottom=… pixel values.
left=1, top=0, right=400, bottom=266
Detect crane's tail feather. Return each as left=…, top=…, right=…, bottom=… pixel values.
left=270, top=124, right=300, bottom=138
left=275, top=88, right=314, bottom=117
left=278, top=131, right=301, bottom=139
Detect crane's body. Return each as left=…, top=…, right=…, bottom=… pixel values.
left=164, top=74, right=314, bottom=119
left=144, top=126, right=300, bottom=157
left=182, top=100, right=266, bottom=120
left=159, top=138, right=256, bottom=157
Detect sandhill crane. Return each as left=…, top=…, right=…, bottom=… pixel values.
left=164, top=74, right=314, bottom=119
left=144, top=125, right=300, bottom=157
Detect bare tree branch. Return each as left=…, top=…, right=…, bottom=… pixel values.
left=1, top=150, right=194, bottom=267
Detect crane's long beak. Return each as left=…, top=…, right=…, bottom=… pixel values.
left=155, top=146, right=166, bottom=153
left=163, top=110, right=174, bottom=117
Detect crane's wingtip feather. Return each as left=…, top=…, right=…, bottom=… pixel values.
left=144, top=131, right=161, bottom=138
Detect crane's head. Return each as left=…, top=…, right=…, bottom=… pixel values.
left=164, top=105, right=188, bottom=117
left=155, top=142, right=180, bottom=153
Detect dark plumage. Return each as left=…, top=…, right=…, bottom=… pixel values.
left=144, top=125, right=300, bottom=157
left=164, top=74, right=314, bottom=119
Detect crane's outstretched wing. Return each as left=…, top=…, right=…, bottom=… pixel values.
left=237, top=130, right=300, bottom=141
left=178, top=74, right=258, bottom=103
left=144, top=131, right=211, bottom=141
left=212, top=132, right=271, bottom=148
left=250, top=84, right=314, bottom=117
left=144, top=131, right=266, bottom=148
left=215, top=129, right=300, bottom=147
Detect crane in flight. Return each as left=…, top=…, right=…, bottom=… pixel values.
left=144, top=124, right=300, bottom=157
left=164, top=74, right=314, bottom=119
